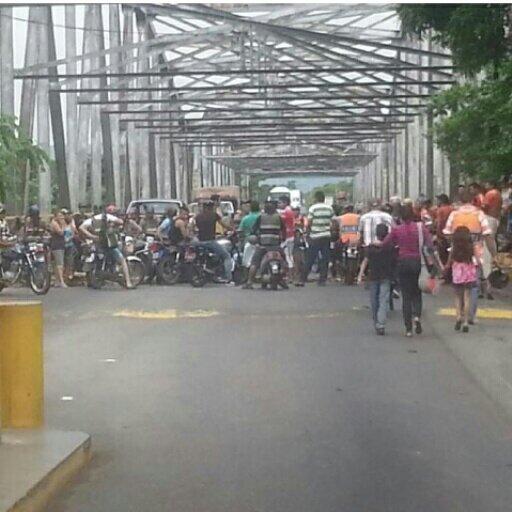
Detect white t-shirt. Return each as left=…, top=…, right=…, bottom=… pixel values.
left=358, top=210, right=394, bottom=246
left=81, top=213, right=119, bottom=230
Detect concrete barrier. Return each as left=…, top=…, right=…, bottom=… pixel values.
left=0, top=301, right=44, bottom=428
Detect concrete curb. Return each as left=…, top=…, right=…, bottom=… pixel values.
left=0, top=430, right=91, bottom=512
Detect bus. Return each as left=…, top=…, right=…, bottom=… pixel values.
left=268, top=186, right=302, bottom=209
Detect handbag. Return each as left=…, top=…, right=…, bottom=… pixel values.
left=417, top=223, right=440, bottom=295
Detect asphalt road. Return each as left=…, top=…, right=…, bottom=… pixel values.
left=4, top=282, right=511, bottom=512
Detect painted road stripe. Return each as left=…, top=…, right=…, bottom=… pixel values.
left=437, top=308, right=512, bottom=320
left=113, top=309, right=220, bottom=320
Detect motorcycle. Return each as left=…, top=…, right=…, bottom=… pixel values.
left=0, top=237, right=51, bottom=295
left=124, top=234, right=157, bottom=284
left=82, top=240, right=145, bottom=289
left=156, top=244, right=187, bottom=285
left=245, top=236, right=287, bottom=290
left=342, top=243, right=360, bottom=285
left=184, top=232, right=244, bottom=288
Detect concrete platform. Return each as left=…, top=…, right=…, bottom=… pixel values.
left=0, top=430, right=91, bottom=512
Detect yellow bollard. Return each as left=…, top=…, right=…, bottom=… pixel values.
left=0, top=301, right=44, bottom=428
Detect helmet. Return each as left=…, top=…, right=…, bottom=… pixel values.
left=488, top=268, right=510, bottom=289
left=105, top=204, right=118, bottom=215
left=28, top=204, right=40, bottom=217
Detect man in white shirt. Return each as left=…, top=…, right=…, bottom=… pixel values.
left=359, top=201, right=394, bottom=247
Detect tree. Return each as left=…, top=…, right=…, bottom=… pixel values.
left=398, top=5, right=510, bottom=76
left=398, top=5, right=512, bottom=182
left=0, top=115, right=51, bottom=211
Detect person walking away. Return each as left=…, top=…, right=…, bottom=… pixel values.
left=435, top=194, right=454, bottom=270
left=482, top=181, right=502, bottom=299
left=243, top=200, right=286, bottom=289
left=305, top=191, right=335, bottom=286
left=448, top=226, right=479, bottom=333
left=380, top=204, right=435, bottom=337
left=292, top=206, right=308, bottom=286
left=278, top=195, right=296, bottom=279
left=338, top=204, right=361, bottom=282
left=357, top=223, right=395, bottom=335
left=443, top=190, right=497, bottom=323
left=49, top=209, right=68, bottom=288
left=358, top=200, right=394, bottom=248
left=192, top=201, right=232, bottom=283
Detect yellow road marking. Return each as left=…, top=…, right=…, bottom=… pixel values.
left=437, top=308, right=512, bottom=320
left=113, top=309, right=220, bottom=320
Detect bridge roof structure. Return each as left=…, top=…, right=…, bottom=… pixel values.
left=16, top=3, right=453, bottom=179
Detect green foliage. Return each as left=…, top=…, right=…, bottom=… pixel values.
left=0, top=115, right=50, bottom=205
left=430, top=61, right=512, bottom=181
left=306, top=180, right=353, bottom=207
left=398, top=5, right=509, bottom=76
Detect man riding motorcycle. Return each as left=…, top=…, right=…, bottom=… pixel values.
left=243, top=200, right=287, bottom=290
left=190, top=200, right=232, bottom=283
left=79, top=205, right=134, bottom=288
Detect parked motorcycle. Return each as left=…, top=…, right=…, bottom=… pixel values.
left=82, top=240, right=145, bottom=289
left=184, top=232, right=244, bottom=288
left=0, top=237, right=51, bottom=295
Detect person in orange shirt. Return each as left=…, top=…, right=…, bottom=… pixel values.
left=444, top=190, right=498, bottom=319
left=338, top=204, right=361, bottom=246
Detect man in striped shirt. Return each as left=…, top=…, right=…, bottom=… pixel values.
left=358, top=201, right=394, bottom=248
left=304, top=191, right=335, bottom=286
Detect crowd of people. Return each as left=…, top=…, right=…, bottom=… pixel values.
left=0, top=176, right=510, bottom=337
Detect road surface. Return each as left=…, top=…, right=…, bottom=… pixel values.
left=3, top=282, right=511, bottom=512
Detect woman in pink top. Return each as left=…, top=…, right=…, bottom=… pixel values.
left=381, top=204, right=434, bottom=337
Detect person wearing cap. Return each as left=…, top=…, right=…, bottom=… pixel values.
left=435, top=193, right=454, bottom=267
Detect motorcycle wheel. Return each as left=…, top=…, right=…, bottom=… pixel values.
left=126, top=259, right=144, bottom=288
left=29, top=263, right=51, bottom=295
left=87, top=266, right=105, bottom=289
left=140, top=254, right=155, bottom=284
left=156, top=255, right=181, bottom=285
left=190, top=265, right=207, bottom=288
left=345, top=259, right=357, bottom=286
left=270, top=274, right=280, bottom=291
left=232, top=266, right=244, bottom=286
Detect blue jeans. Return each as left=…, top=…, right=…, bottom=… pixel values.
left=369, top=279, right=391, bottom=329
left=194, top=240, right=232, bottom=281
left=305, top=237, right=331, bottom=282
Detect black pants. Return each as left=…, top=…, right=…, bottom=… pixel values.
left=397, top=258, right=422, bottom=332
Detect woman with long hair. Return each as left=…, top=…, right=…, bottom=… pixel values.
left=448, top=226, right=478, bottom=332
left=380, top=204, right=434, bottom=337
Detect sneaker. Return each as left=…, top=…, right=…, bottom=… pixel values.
left=468, top=319, right=476, bottom=325
left=462, top=325, right=469, bottom=333
left=414, top=318, right=422, bottom=334
left=405, top=331, right=413, bottom=338
left=454, top=320, right=462, bottom=331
